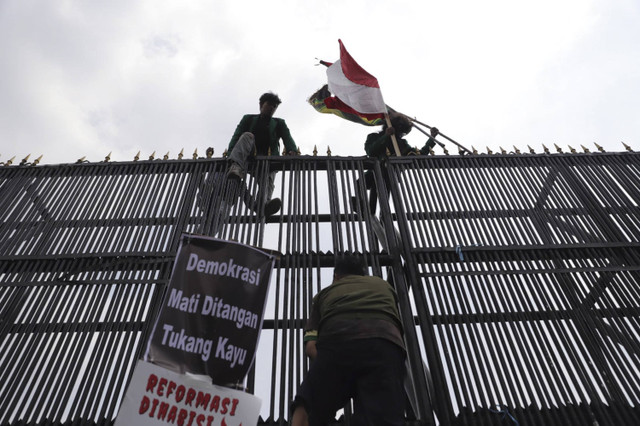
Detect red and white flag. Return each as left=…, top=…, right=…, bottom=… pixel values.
left=326, top=40, right=387, bottom=115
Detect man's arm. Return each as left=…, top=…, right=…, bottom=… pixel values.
left=419, top=127, right=440, bottom=154
left=304, top=336, right=318, bottom=360
left=277, top=118, right=298, bottom=154
left=302, top=295, right=320, bottom=360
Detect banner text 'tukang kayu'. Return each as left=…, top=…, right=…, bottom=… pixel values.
left=145, top=235, right=275, bottom=385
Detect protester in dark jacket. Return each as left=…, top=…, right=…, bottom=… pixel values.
left=226, top=92, right=298, bottom=216
left=365, top=114, right=438, bottom=159
left=356, top=114, right=438, bottom=215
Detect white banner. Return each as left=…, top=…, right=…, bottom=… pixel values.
left=115, top=360, right=261, bottom=426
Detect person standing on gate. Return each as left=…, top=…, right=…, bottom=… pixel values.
left=226, top=92, right=298, bottom=216
left=355, top=113, right=439, bottom=215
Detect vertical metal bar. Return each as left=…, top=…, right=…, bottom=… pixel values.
left=376, top=159, right=437, bottom=424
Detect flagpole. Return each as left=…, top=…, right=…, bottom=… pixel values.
left=409, top=122, right=446, bottom=149
left=384, top=112, right=402, bottom=156
left=319, top=58, right=402, bottom=156
left=406, top=116, right=473, bottom=154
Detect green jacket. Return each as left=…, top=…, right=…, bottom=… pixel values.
left=228, top=114, right=297, bottom=155
left=365, top=131, right=436, bottom=160
left=305, top=274, right=403, bottom=340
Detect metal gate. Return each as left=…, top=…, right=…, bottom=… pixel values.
left=1, top=152, right=639, bottom=425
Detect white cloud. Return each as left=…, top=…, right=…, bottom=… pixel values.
left=0, top=0, right=638, bottom=165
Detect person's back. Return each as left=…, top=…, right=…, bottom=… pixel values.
left=292, top=257, right=406, bottom=426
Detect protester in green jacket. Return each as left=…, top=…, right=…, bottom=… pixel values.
left=226, top=92, right=298, bottom=216
left=292, top=256, right=406, bottom=426
left=227, top=113, right=297, bottom=157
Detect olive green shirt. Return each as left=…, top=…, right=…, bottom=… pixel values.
left=304, top=275, right=404, bottom=349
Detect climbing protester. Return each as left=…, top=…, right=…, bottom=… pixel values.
left=291, top=256, right=406, bottom=426
left=365, top=113, right=438, bottom=159
left=226, top=92, right=298, bottom=216
left=355, top=113, right=439, bottom=215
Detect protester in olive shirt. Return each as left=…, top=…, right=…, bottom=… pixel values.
left=291, top=257, right=406, bottom=426
left=226, top=92, right=298, bottom=216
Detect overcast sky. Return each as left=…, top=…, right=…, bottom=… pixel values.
left=1, top=0, right=639, bottom=165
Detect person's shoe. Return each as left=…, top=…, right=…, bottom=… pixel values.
left=351, top=196, right=361, bottom=214
left=264, top=198, right=282, bottom=216
left=226, top=162, right=245, bottom=180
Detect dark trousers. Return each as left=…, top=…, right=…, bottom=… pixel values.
left=355, top=169, right=391, bottom=215
left=295, top=338, right=406, bottom=426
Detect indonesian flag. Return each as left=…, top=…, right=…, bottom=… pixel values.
left=326, top=40, right=387, bottom=115
left=308, top=83, right=385, bottom=126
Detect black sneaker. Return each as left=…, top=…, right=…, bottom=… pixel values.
left=351, top=196, right=361, bottom=214
left=264, top=198, right=282, bottom=216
